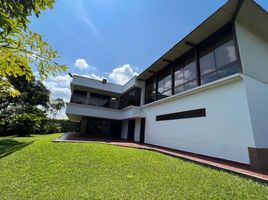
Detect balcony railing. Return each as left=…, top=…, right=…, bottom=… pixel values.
left=70, top=94, right=120, bottom=109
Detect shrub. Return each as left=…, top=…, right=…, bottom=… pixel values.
left=45, top=123, right=61, bottom=134
left=7, top=114, right=41, bottom=136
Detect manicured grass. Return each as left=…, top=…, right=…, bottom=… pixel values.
left=0, top=134, right=267, bottom=199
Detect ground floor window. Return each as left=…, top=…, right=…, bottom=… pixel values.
left=84, top=117, right=122, bottom=139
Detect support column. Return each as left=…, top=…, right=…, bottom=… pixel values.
left=80, top=117, right=87, bottom=135
left=134, top=118, right=141, bottom=142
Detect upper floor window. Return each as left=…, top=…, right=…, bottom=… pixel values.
left=157, top=66, right=172, bottom=100
left=174, top=52, right=197, bottom=94
left=199, top=30, right=240, bottom=85
left=71, top=90, right=87, bottom=104
left=143, top=24, right=241, bottom=105
left=120, top=87, right=141, bottom=109
left=73, top=90, right=87, bottom=96
left=145, top=76, right=156, bottom=104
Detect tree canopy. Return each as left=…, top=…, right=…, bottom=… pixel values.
left=0, top=76, right=50, bottom=112
left=0, top=0, right=66, bottom=97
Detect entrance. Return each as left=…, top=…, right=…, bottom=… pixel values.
left=127, top=119, right=135, bottom=140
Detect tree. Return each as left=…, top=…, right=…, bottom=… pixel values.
left=0, top=0, right=66, bottom=97
left=0, top=76, right=50, bottom=112
left=48, top=98, right=65, bottom=118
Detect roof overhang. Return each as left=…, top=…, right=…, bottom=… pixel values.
left=236, top=0, right=268, bottom=43
left=137, top=0, right=242, bottom=80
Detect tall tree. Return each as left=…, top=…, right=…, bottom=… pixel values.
left=0, top=0, right=66, bottom=97
left=48, top=98, right=65, bottom=118
left=0, top=75, right=50, bottom=113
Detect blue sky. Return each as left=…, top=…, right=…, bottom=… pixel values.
left=29, top=0, right=268, bottom=118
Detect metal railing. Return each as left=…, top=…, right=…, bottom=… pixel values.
left=70, top=94, right=120, bottom=109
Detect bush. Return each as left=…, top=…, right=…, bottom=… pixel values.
left=0, top=114, right=78, bottom=136
left=45, top=123, right=61, bottom=134
left=7, top=114, right=41, bottom=136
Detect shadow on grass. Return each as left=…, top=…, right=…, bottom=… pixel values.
left=0, top=139, right=34, bottom=159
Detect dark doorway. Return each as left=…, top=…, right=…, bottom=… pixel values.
left=139, top=118, right=145, bottom=143
left=127, top=119, right=135, bottom=140
left=85, top=117, right=122, bottom=139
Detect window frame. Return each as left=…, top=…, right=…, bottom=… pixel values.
left=157, top=65, right=172, bottom=100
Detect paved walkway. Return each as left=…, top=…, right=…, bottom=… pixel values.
left=54, top=133, right=268, bottom=183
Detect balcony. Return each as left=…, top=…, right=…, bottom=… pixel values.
left=66, top=102, right=145, bottom=120
left=70, top=94, right=120, bottom=110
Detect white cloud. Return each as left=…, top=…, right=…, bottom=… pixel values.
left=86, top=73, right=105, bottom=81
left=108, top=64, right=138, bottom=85
left=75, top=58, right=90, bottom=70
left=43, top=75, right=72, bottom=119
left=73, top=73, right=105, bottom=81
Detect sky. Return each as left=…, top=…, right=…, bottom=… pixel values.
left=29, top=0, right=268, bottom=118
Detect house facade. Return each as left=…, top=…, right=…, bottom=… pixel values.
left=66, top=0, right=268, bottom=171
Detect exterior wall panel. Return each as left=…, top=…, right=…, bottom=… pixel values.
left=235, top=21, right=268, bottom=84
left=143, top=79, right=254, bottom=164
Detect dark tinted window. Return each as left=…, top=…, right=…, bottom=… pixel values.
left=215, top=40, right=237, bottom=68
left=120, top=87, right=141, bottom=109
left=184, top=61, right=196, bottom=82
left=199, top=47, right=215, bottom=76
left=157, top=66, right=171, bottom=100
left=198, top=28, right=239, bottom=85
left=174, top=52, right=197, bottom=94
left=73, top=90, right=87, bottom=96
left=145, top=76, right=156, bottom=104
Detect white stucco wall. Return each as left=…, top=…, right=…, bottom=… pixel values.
left=235, top=21, right=268, bottom=84
left=142, top=77, right=255, bottom=164
left=134, top=119, right=141, bottom=142
left=243, top=75, right=268, bottom=148
left=235, top=21, right=268, bottom=148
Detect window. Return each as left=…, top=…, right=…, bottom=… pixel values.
left=199, top=29, right=240, bottom=85
left=174, top=52, right=197, bottom=94
left=73, top=90, right=87, bottom=96
left=120, top=87, right=141, bottom=109
left=71, top=90, right=87, bottom=104
left=156, top=108, right=206, bottom=121
left=145, top=76, right=156, bottom=104
left=199, top=47, right=215, bottom=76
left=157, top=66, right=171, bottom=100
left=215, top=40, right=237, bottom=68
left=143, top=24, right=241, bottom=105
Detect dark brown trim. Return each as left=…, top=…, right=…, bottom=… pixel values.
left=248, top=147, right=268, bottom=172
left=155, top=73, right=158, bottom=101
left=232, top=0, right=244, bottom=22
left=231, top=21, right=243, bottom=73
left=185, top=41, right=196, bottom=47
left=148, top=70, right=157, bottom=74
left=194, top=46, right=201, bottom=86
left=163, top=58, right=173, bottom=63
left=171, top=63, right=175, bottom=95
left=156, top=108, right=206, bottom=121
left=139, top=118, right=146, bottom=143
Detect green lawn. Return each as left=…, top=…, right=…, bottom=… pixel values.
left=0, top=134, right=267, bottom=200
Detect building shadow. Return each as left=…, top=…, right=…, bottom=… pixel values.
left=0, top=139, right=34, bottom=159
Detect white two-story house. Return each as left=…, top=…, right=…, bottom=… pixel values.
left=66, top=0, right=268, bottom=172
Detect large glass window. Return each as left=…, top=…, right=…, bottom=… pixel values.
left=71, top=90, right=87, bottom=104
left=144, top=24, right=241, bottom=105
left=199, top=31, right=240, bottom=85
left=174, top=53, right=197, bottom=94
left=157, top=66, right=172, bottom=100
left=120, top=87, right=141, bottom=109
left=215, top=40, right=237, bottom=68
left=145, top=76, right=156, bottom=104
